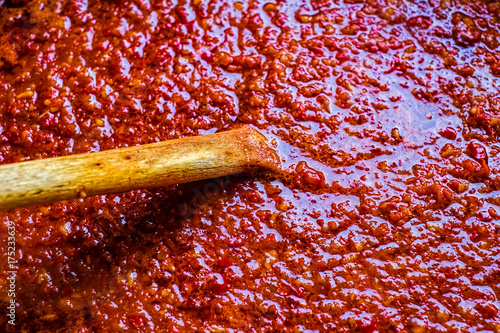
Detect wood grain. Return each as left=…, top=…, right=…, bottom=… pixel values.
left=0, top=125, right=278, bottom=210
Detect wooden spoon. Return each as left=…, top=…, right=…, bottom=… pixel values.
left=0, top=125, right=278, bottom=210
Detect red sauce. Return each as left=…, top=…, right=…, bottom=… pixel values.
left=1, top=0, right=500, bottom=331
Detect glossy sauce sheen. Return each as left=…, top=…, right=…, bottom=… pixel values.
left=1, top=0, right=500, bottom=331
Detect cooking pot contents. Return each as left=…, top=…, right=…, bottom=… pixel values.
left=0, top=0, right=499, bottom=331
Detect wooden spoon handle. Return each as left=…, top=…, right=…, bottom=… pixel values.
left=0, top=125, right=277, bottom=210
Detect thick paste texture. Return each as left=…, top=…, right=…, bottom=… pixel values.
left=1, top=0, right=500, bottom=332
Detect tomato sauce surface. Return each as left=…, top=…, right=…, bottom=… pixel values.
left=1, top=0, right=500, bottom=331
